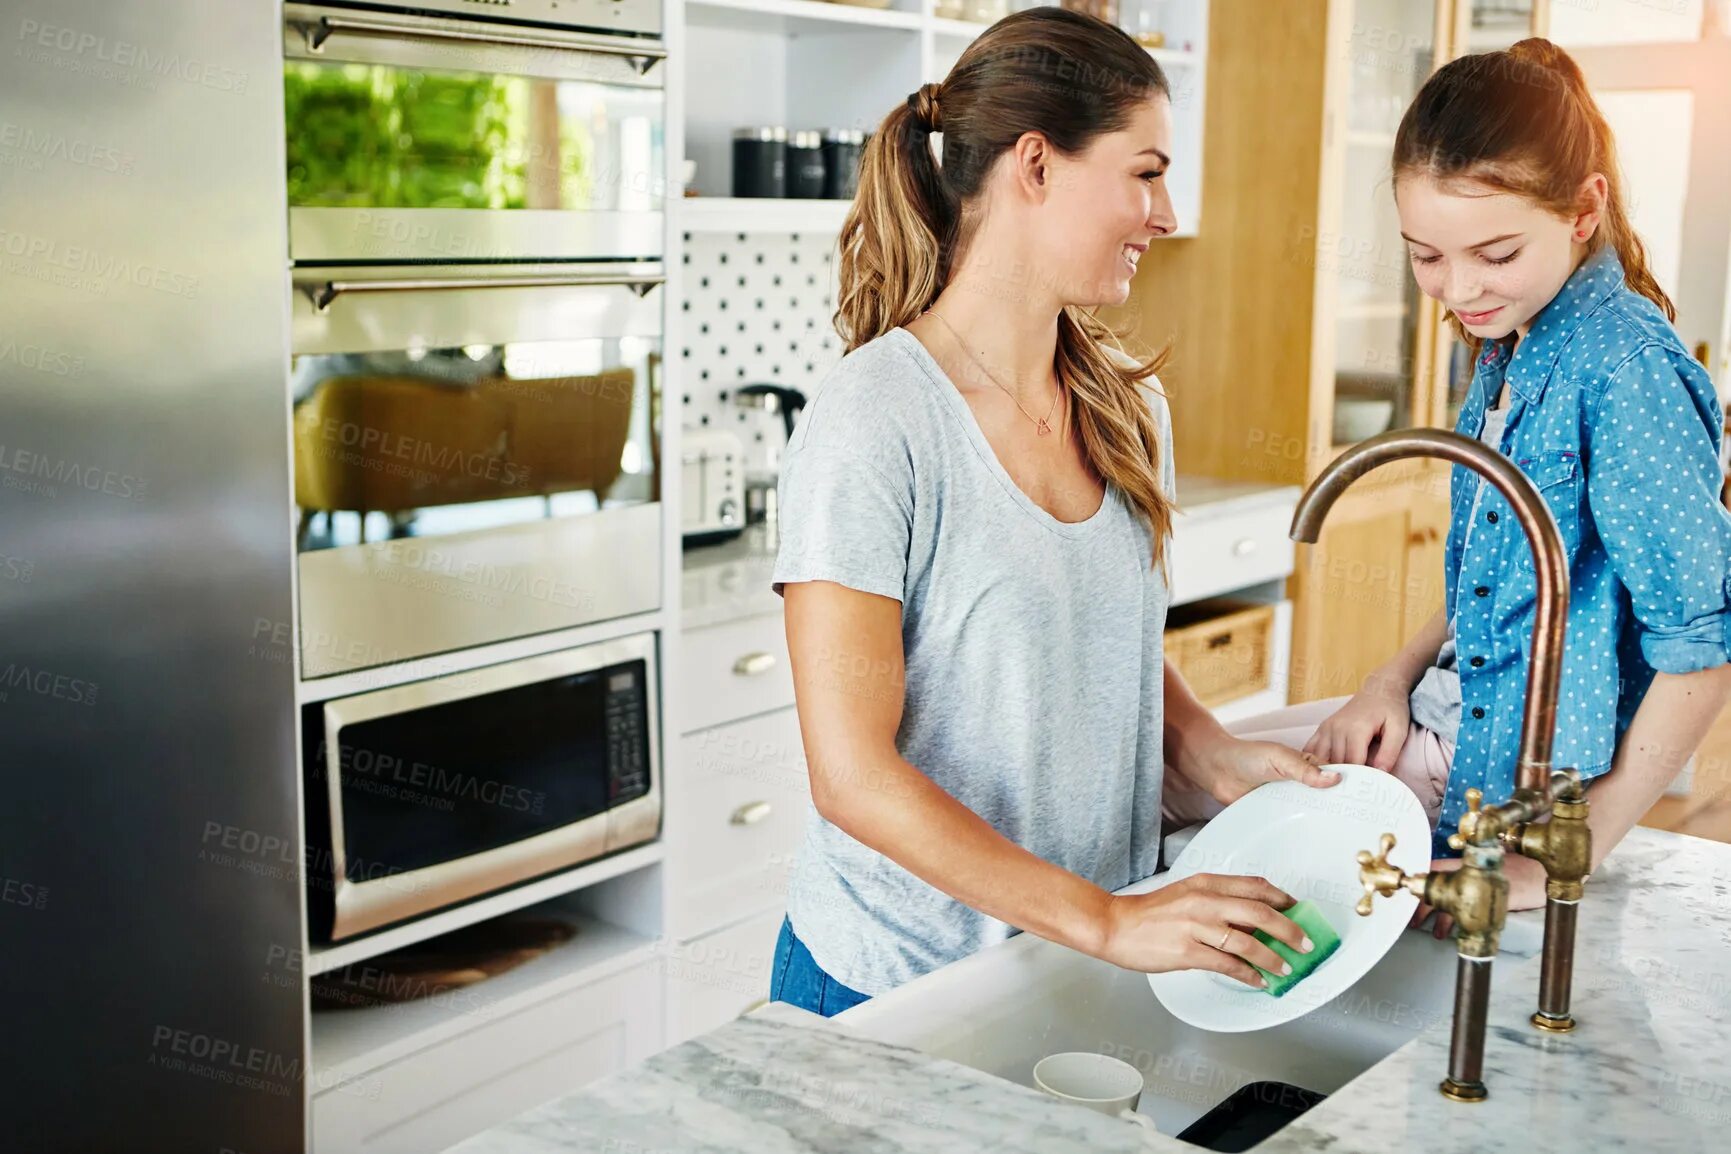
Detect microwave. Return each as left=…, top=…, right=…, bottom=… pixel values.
left=302, top=633, right=661, bottom=942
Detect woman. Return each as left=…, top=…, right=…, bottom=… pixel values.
left=766, top=8, right=1337, bottom=1017
left=1221, top=39, right=1731, bottom=935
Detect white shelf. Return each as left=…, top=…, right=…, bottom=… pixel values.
left=304, top=842, right=665, bottom=977
left=688, top=0, right=923, bottom=34
left=1346, top=129, right=1397, bottom=149
left=312, top=912, right=657, bottom=1084
left=931, top=16, right=987, bottom=38
left=679, top=196, right=853, bottom=235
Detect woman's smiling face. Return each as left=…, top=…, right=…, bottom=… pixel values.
left=1036, top=92, right=1178, bottom=307
left=1394, top=173, right=1603, bottom=340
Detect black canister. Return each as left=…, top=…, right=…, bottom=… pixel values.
left=820, top=129, right=865, bottom=200
left=788, top=131, right=826, bottom=199
left=732, top=127, right=787, bottom=198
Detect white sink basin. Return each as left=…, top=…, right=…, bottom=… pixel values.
left=838, top=879, right=1542, bottom=1140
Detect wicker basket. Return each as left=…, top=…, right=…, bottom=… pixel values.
left=1165, top=600, right=1275, bottom=708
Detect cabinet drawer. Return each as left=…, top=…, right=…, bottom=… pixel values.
left=1170, top=502, right=1295, bottom=606
left=678, top=612, right=795, bottom=734
left=668, top=707, right=809, bottom=940
left=664, top=908, right=786, bottom=1048
left=311, top=961, right=659, bottom=1154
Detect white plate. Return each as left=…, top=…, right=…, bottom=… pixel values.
left=1146, top=763, right=1430, bottom=1033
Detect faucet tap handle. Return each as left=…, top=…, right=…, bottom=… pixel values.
left=1356, top=833, right=1423, bottom=916
left=1447, top=787, right=1485, bottom=852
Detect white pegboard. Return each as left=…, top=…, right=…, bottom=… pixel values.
left=678, top=229, right=844, bottom=474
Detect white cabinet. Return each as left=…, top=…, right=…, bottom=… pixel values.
left=311, top=956, right=661, bottom=1154
left=664, top=907, right=787, bottom=1044
left=677, top=612, right=798, bottom=735
left=668, top=705, right=811, bottom=940
left=664, top=605, right=811, bottom=1046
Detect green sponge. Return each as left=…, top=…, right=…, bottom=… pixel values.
left=1251, top=900, right=1342, bottom=997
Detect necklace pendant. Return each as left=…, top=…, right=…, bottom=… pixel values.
left=1036, top=417, right=1051, bottom=436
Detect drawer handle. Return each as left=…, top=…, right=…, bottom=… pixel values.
left=732, top=651, right=777, bottom=676
left=1232, top=538, right=1258, bottom=557
left=730, top=801, right=774, bottom=826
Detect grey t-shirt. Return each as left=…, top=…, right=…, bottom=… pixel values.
left=1409, top=405, right=1510, bottom=739
left=770, top=327, right=1175, bottom=995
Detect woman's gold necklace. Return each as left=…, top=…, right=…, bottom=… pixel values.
left=924, top=308, right=1061, bottom=436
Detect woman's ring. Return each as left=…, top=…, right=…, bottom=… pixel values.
left=1216, top=928, right=1231, bottom=951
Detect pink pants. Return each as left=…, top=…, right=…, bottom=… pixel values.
left=1162, top=696, right=1455, bottom=829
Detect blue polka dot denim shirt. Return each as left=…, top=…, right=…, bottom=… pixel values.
left=1439, top=247, right=1731, bottom=851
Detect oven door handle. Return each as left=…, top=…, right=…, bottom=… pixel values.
left=300, top=273, right=665, bottom=312
left=298, top=12, right=667, bottom=75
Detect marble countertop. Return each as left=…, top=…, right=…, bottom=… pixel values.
left=449, top=825, right=1731, bottom=1153
left=680, top=475, right=1303, bottom=632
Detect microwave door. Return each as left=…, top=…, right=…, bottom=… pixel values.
left=283, top=3, right=666, bottom=265
left=316, top=635, right=661, bottom=940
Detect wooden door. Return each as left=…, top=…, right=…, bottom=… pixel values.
left=1289, top=463, right=1447, bottom=703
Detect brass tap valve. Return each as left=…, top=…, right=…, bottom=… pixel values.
left=1357, top=807, right=1509, bottom=960
left=1502, top=770, right=1592, bottom=902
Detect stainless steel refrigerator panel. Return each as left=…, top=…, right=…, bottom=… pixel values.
left=0, top=1, right=302, bottom=1151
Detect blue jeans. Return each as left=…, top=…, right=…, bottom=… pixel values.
left=768, top=917, right=871, bottom=1017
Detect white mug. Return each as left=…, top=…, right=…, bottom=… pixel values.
left=1031, top=1053, right=1161, bottom=1136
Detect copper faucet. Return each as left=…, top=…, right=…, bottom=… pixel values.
left=1289, top=428, right=1591, bottom=1102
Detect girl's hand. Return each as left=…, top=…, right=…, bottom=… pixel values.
left=1192, top=736, right=1341, bottom=806
left=1098, top=873, right=1315, bottom=987
left=1302, top=685, right=1411, bottom=772
left=1410, top=854, right=1548, bottom=939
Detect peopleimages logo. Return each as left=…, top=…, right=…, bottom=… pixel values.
left=15, top=18, right=249, bottom=94
left=0, top=443, right=146, bottom=500
left=0, top=227, right=200, bottom=299
left=0, top=118, right=134, bottom=175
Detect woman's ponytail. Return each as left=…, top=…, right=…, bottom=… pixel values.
left=834, top=82, right=957, bottom=353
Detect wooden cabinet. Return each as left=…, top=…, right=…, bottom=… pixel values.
left=1126, top=0, right=1543, bottom=702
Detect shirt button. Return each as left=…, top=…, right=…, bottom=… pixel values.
left=1470, top=656, right=1485, bottom=668
left=1471, top=707, right=1486, bottom=719
left=1475, top=585, right=1490, bottom=597
left=1486, top=511, right=1499, bottom=524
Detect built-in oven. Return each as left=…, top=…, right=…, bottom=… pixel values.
left=282, top=0, right=666, bottom=265
left=290, top=264, right=664, bottom=677
left=283, top=1, right=670, bottom=678
left=302, top=633, right=660, bottom=942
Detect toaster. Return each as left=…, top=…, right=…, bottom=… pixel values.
left=681, top=428, right=746, bottom=547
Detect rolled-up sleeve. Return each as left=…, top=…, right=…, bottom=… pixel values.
left=1587, top=343, right=1731, bottom=673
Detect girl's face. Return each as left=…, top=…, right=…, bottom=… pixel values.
left=1394, top=174, right=1603, bottom=341
left=1037, top=93, right=1178, bottom=307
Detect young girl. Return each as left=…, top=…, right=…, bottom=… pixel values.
left=767, top=8, right=1340, bottom=1016
left=1207, top=38, right=1731, bottom=929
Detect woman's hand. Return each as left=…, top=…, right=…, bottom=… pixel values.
left=1410, top=854, right=1548, bottom=939
left=1302, top=682, right=1411, bottom=772
left=1097, top=873, right=1315, bottom=988
left=1189, top=735, right=1341, bottom=806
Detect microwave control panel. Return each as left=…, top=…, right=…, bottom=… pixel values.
left=605, top=663, right=651, bottom=803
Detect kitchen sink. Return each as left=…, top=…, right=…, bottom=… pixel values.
left=837, top=876, right=1542, bottom=1140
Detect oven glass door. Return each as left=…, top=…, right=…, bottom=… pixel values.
left=283, top=3, right=665, bottom=263
left=292, top=265, right=663, bottom=678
